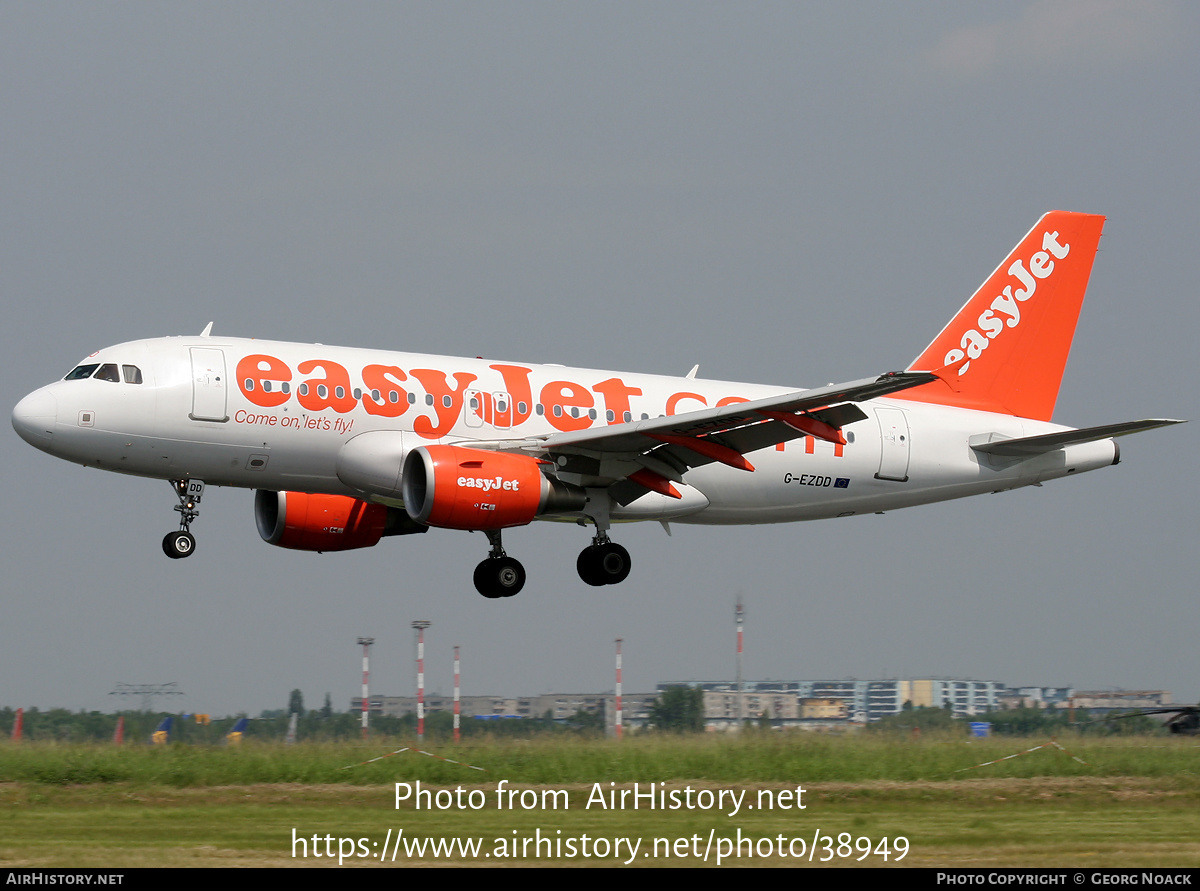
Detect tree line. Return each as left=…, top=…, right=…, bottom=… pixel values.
left=0, top=695, right=1168, bottom=743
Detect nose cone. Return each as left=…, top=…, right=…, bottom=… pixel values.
left=12, top=388, right=57, bottom=451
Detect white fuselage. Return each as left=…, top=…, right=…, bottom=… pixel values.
left=12, top=335, right=1118, bottom=526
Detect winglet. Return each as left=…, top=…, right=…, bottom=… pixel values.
left=894, top=212, right=1106, bottom=421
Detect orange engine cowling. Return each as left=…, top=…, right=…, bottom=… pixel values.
left=255, top=490, right=389, bottom=551
left=402, top=445, right=585, bottom=530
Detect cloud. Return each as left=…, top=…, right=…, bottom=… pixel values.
left=926, top=0, right=1185, bottom=77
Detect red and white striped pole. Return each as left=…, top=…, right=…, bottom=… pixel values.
left=615, top=638, right=623, bottom=741
left=357, top=637, right=374, bottom=740
left=453, top=645, right=461, bottom=744
left=412, top=621, right=431, bottom=742
left=11, top=707, right=22, bottom=743
left=736, top=597, right=745, bottom=725
left=113, top=715, right=124, bottom=746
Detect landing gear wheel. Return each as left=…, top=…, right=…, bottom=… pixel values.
left=597, top=542, right=631, bottom=584
left=473, top=561, right=501, bottom=598
left=474, top=556, right=526, bottom=598
left=162, top=530, right=196, bottom=559
left=577, top=542, right=631, bottom=586
left=577, top=547, right=605, bottom=586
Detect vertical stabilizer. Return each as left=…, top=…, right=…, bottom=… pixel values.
left=894, top=211, right=1105, bottom=421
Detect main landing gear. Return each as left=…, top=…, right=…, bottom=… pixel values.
left=575, top=495, right=631, bottom=586
left=470, top=506, right=633, bottom=597
left=576, top=532, right=632, bottom=587
left=473, top=529, right=526, bottom=599
left=162, top=479, right=204, bottom=559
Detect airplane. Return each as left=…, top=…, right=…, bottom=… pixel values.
left=1111, top=704, right=1200, bottom=735
left=1073, top=702, right=1200, bottom=735
left=11, top=211, right=1182, bottom=598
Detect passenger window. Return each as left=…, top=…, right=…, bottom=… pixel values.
left=122, top=365, right=143, bottom=384
left=95, top=364, right=120, bottom=382
left=64, top=364, right=100, bottom=381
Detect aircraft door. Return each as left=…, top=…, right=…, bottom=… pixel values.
left=189, top=348, right=228, bottom=422
left=874, top=407, right=910, bottom=482
left=464, top=389, right=484, bottom=428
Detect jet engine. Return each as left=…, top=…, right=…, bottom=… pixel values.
left=401, top=445, right=585, bottom=530
left=255, top=490, right=426, bottom=551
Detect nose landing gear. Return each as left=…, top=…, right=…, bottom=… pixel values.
left=162, top=479, right=204, bottom=559
left=473, top=528, right=526, bottom=598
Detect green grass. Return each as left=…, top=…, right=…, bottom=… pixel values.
left=1, top=777, right=1198, bottom=867
left=2, top=735, right=1198, bottom=866
left=1, top=732, right=1196, bottom=786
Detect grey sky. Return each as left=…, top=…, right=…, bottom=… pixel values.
left=3, top=2, right=1196, bottom=717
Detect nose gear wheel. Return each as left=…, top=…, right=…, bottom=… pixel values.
left=162, top=530, right=196, bottom=559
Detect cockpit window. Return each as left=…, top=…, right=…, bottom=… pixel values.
left=122, top=365, right=143, bottom=384
left=94, top=363, right=121, bottom=382
left=64, top=364, right=100, bottom=381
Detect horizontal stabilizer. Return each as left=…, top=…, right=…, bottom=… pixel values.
left=971, top=419, right=1185, bottom=457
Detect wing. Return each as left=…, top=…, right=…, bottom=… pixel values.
left=454, top=370, right=936, bottom=504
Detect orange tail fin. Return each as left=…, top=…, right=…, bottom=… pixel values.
left=894, top=211, right=1105, bottom=421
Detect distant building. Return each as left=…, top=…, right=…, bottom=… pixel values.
left=661, top=677, right=1006, bottom=724
left=703, top=690, right=800, bottom=723
left=800, top=698, right=848, bottom=720
left=997, top=686, right=1075, bottom=710
left=355, top=680, right=1172, bottom=731
left=353, top=692, right=658, bottom=732
left=1068, top=691, right=1171, bottom=712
